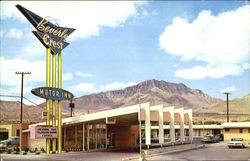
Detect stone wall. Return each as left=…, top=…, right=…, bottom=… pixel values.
left=27, top=133, right=46, bottom=151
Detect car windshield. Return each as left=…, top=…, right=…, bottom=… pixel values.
left=231, top=138, right=243, bottom=141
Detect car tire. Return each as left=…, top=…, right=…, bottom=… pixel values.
left=228, top=146, right=231, bottom=148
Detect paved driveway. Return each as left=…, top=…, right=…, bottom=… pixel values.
left=147, top=141, right=250, bottom=161
left=0, top=150, right=139, bottom=161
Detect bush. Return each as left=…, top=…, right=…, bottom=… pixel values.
left=35, top=151, right=40, bottom=155
left=7, top=149, right=12, bottom=154
left=40, top=147, right=45, bottom=153
left=12, top=151, right=20, bottom=154
left=24, top=147, right=29, bottom=152
left=23, top=152, right=27, bottom=155
left=14, top=147, right=20, bottom=152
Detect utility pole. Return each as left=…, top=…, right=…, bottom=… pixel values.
left=15, top=71, right=31, bottom=151
left=223, top=92, right=231, bottom=122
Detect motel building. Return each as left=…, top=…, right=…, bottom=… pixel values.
left=1, top=103, right=250, bottom=152
left=23, top=102, right=194, bottom=151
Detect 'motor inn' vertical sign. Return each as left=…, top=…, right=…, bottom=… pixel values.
left=16, top=5, right=75, bottom=153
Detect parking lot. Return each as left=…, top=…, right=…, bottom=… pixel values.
left=148, top=141, right=250, bottom=161
left=1, top=141, right=250, bottom=161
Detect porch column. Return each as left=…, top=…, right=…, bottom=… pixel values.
left=105, top=124, right=108, bottom=148
left=150, top=105, right=164, bottom=146
left=83, top=123, right=85, bottom=151
left=95, top=124, right=97, bottom=149
left=164, top=106, right=175, bottom=144
left=87, top=124, right=90, bottom=150
left=75, top=125, right=78, bottom=148
left=158, top=106, right=164, bottom=146
left=143, top=103, right=151, bottom=148
left=185, top=109, right=193, bottom=143
left=175, top=108, right=185, bottom=143
left=63, top=127, right=66, bottom=149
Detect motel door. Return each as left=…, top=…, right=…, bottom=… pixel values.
left=110, top=133, right=116, bottom=147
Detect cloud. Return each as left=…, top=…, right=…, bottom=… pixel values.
left=1, top=1, right=146, bottom=40
left=0, top=57, right=73, bottom=87
left=159, top=5, right=250, bottom=79
left=6, top=28, right=23, bottom=39
left=70, top=81, right=137, bottom=95
left=101, top=82, right=137, bottom=91
left=19, top=41, right=44, bottom=60
left=63, top=72, right=73, bottom=81
left=175, top=64, right=243, bottom=80
left=76, top=71, right=93, bottom=78
left=71, top=83, right=97, bottom=93
left=219, top=86, right=236, bottom=93
left=0, top=57, right=45, bottom=86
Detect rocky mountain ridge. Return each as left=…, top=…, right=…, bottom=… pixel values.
left=1, top=79, right=249, bottom=123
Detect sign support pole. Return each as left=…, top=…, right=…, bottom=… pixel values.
left=58, top=52, right=62, bottom=152
left=16, top=4, right=75, bottom=154
left=46, top=48, right=51, bottom=154
left=52, top=53, right=57, bottom=152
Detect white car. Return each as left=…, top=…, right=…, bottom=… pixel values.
left=228, top=138, right=245, bottom=148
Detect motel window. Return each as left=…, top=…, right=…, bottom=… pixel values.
left=225, top=128, right=230, bottom=132
left=239, top=129, right=243, bottom=133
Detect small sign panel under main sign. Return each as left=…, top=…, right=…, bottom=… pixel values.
left=30, top=126, right=58, bottom=139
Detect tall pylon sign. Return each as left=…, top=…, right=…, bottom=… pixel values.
left=16, top=5, right=75, bottom=153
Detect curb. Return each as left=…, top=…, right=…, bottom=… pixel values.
left=148, top=144, right=205, bottom=157
left=122, top=144, right=205, bottom=161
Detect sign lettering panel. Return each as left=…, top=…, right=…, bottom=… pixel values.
left=31, top=87, right=74, bottom=100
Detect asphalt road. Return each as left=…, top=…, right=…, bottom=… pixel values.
left=148, top=141, right=250, bottom=161
left=1, top=141, right=250, bottom=161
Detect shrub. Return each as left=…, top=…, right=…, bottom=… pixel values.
left=24, top=147, right=29, bottom=152
left=7, top=149, right=12, bottom=154
left=40, top=147, right=45, bottom=153
left=13, top=151, right=20, bottom=154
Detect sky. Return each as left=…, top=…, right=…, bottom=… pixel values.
left=0, top=1, right=250, bottom=105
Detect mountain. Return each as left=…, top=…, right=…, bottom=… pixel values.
left=0, top=101, right=44, bottom=123
left=1, top=79, right=249, bottom=123
left=69, top=79, right=221, bottom=115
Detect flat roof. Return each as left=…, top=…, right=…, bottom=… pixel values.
left=221, top=122, right=250, bottom=128
left=29, top=103, right=143, bottom=128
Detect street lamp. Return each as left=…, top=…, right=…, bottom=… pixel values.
left=15, top=71, right=31, bottom=151
left=69, top=99, right=75, bottom=117
left=223, top=92, right=231, bottom=122
left=138, top=93, right=146, bottom=161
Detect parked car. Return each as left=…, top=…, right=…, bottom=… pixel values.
left=215, top=133, right=224, bottom=141
left=0, top=136, right=19, bottom=146
left=201, top=135, right=218, bottom=143
left=228, top=138, right=245, bottom=148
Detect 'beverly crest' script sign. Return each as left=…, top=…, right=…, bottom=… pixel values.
left=16, top=5, right=75, bottom=54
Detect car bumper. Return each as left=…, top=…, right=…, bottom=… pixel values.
left=228, top=144, right=244, bottom=147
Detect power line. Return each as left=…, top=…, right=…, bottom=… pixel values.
left=0, top=94, right=44, bottom=108
left=23, top=96, right=44, bottom=108
left=0, top=94, right=20, bottom=98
